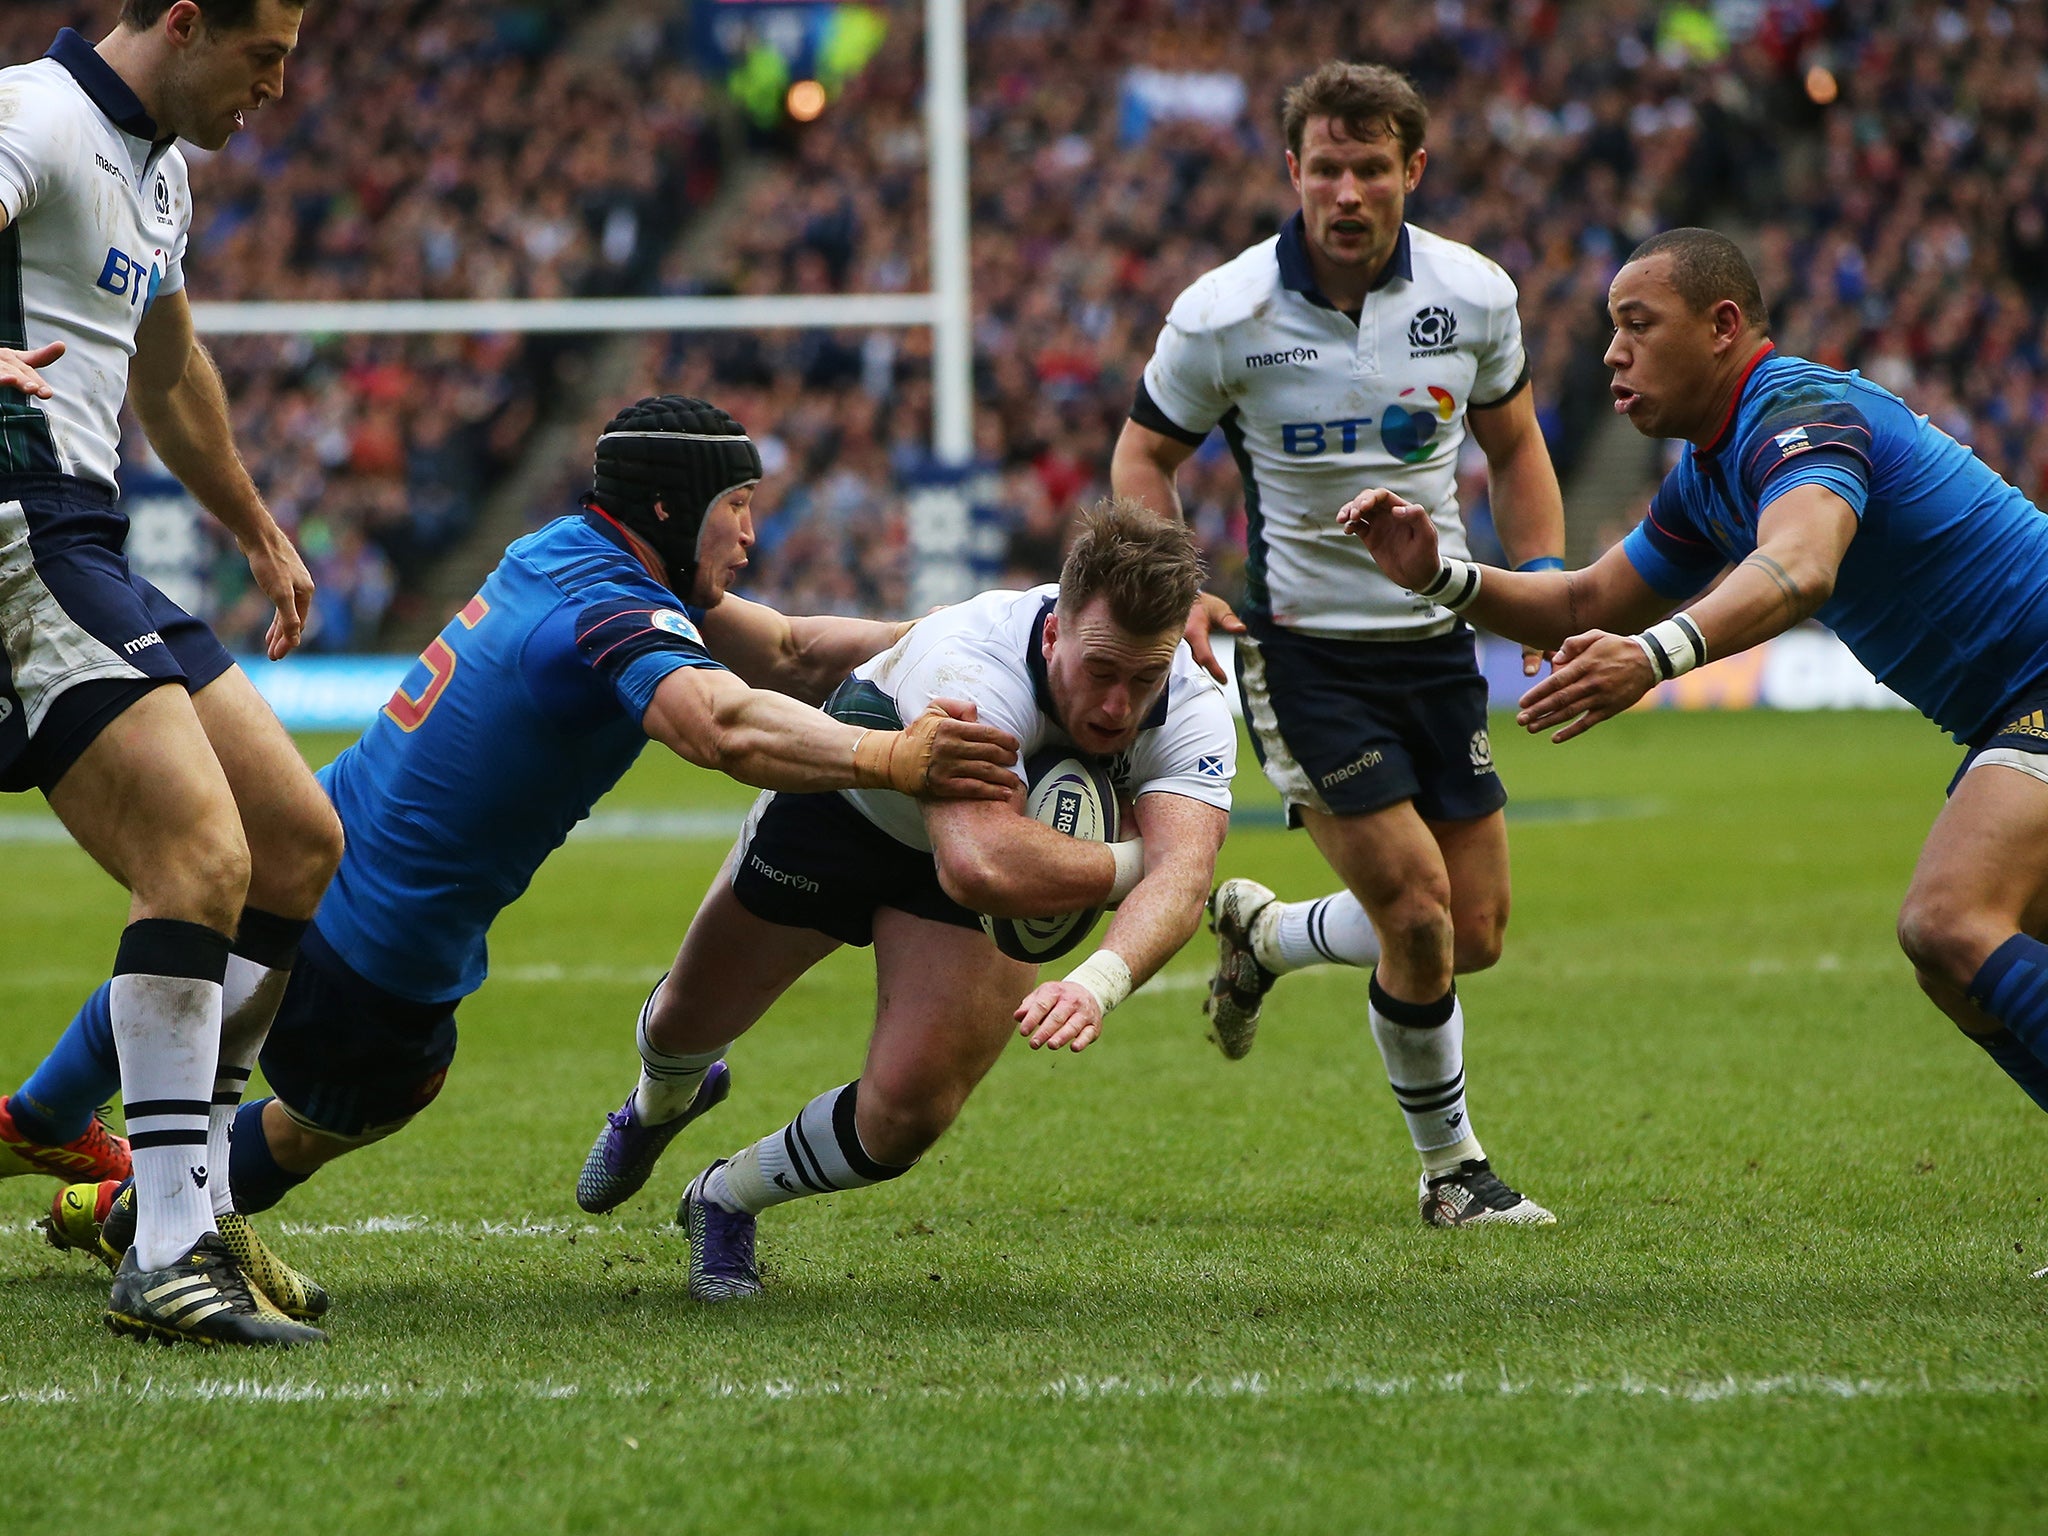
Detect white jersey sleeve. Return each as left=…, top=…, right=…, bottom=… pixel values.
left=1120, top=664, right=1236, bottom=811
left=1139, top=291, right=1232, bottom=441
left=0, top=79, right=64, bottom=222
left=155, top=149, right=190, bottom=296
left=1471, top=262, right=1529, bottom=408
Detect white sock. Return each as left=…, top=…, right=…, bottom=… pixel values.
left=111, top=921, right=231, bottom=1270
left=1367, top=976, right=1484, bottom=1178
left=703, top=1082, right=911, bottom=1214
left=632, top=981, right=726, bottom=1124
left=1253, top=891, right=1382, bottom=975
left=209, top=951, right=295, bottom=1218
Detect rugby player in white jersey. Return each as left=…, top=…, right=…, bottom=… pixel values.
left=1113, top=61, right=1564, bottom=1227
left=575, top=501, right=1237, bottom=1299
left=0, top=1, right=342, bottom=1344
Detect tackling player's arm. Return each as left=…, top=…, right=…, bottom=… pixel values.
left=130, top=288, right=313, bottom=659
left=643, top=667, right=1018, bottom=797
left=1516, top=483, right=1856, bottom=741
left=1467, top=385, right=1567, bottom=675
left=1014, top=791, right=1229, bottom=1053
left=694, top=592, right=915, bottom=705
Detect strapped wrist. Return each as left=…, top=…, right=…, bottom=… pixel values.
left=1417, top=557, right=1482, bottom=612
left=1632, top=614, right=1707, bottom=682
left=1066, top=949, right=1134, bottom=1014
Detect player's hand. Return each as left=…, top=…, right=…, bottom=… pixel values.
left=1514, top=630, right=1655, bottom=743
left=894, top=698, right=1019, bottom=799
left=243, top=526, right=315, bottom=661
left=1014, top=978, right=1105, bottom=1052
left=1522, top=644, right=1547, bottom=678
left=0, top=341, right=64, bottom=399
left=1336, top=487, right=1439, bottom=589
left=1184, top=591, right=1245, bottom=684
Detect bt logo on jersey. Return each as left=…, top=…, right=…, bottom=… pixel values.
left=1280, top=417, right=1375, bottom=456
left=96, top=247, right=163, bottom=309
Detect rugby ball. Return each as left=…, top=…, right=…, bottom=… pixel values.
left=979, top=748, right=1120, bottom=963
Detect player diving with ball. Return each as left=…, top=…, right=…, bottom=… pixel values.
left=26, top=395, right=1021, bottom=1333
left=1341, top=227, right=2048, bottom=1128
left=574, top=499, right=1237, bottom=1301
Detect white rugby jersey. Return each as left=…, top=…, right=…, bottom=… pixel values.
left=833, top=584, right=1236, bottom=851
left=1137, top=214, right=1528, bottom=639
left=0, top=31, right=192, bottom=490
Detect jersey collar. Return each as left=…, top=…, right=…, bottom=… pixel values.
left=1276, top=212, right=1412, bottom=311
left=1026, top=595, right=1170, bottom=740
left=46, top=29, right=167, bottom=145
left=1698, top=340, right=1776, bottom=459
left=580, top=505, right=676, bottom=592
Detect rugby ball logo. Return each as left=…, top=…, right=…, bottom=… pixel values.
left=979, top=749, right=1120, bottom=963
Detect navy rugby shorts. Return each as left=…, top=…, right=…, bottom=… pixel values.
left=1233, top=614, right=1507, bottom=826
left=1950, top=674, right=2048, bottom=796
left=259, top=927, right=460, bottom=1143
left=728, top=787, right=982, bottom=947
left=0, top=474, right=234, bottom=793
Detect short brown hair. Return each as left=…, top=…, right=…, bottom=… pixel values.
left=1282, top=61, right=1428, bottom=161
left=1625, top=228, right=1771, bottom=334
left=121, top=0, right=306, bottom=33
left=1058, top=498, right=1205, bottom=638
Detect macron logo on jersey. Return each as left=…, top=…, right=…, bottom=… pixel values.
left=1246, top=346, right=1319, bottom=369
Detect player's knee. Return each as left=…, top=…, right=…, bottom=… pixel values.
left=1452, top=911, right=1506, bottom=974
left=853, top=1076, right=962, bottom=1165
left=263, top=1107, right=358, bottom=1174
left=1379, top=895, right=1455, bottom=972
left=1895, top=894, right=2001, bottom=991
left=139, top=815, right=251, bottom=932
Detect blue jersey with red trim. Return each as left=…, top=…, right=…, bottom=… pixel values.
left=1623, top=347, right=2048, bottom=741
left=312, top=513, right=722, bottom=1003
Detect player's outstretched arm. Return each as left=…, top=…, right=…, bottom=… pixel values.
left=131, top=290, right=312, bottom=659
left=1112, top=419, right=1245, bottom=684
left=694, top=593, right=917, bottom=705
left=1016, top=792, right=1229, bottom=1053
left=644, top=668, right=1018, bottom=797
left=1516, top=484, right=1857, bottom=743
left=1336, top=488, right=1669, bottom=652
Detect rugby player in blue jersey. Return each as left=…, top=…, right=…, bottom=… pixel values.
left=28, top=395, right=1020, bottom=1325
left=1340, top=227, right=2048, bottom=1119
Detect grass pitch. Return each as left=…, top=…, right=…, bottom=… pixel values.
left=2, top=709, right=2043, bottom=1533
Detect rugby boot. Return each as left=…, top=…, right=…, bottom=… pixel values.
left=59, top=1177, right=332, bottom=1319
left=217, top=1210, right=331, bottom=1320
left=106, top=1233, right=326, bottom=1347
left=677, top=1160, right=762, bottom=1301
left=1204, top=879, right=1279, bottom=1060
left=1420, top=1159, right=1557, bottom=1228
left=39, top=1177, right=125, bottom=1265
left=577, top=1061, right=732, bottom=1214
left=0, top=1095, right=130, bottom=1182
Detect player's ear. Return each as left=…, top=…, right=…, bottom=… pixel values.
left=1042, top=610, right=1060, bottom=658
left=1405, top=146, right=1426, bottom=192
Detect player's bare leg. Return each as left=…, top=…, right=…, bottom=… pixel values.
left=680, top=913, right=1033, bottom=1298
left=1898, top=764, right=2048, bottom=1110
left=579, top=877, right=840, bottom=1213
left=1298, top=801, right=1551, bottom=1227
left=46, top=686, right=320, bottom=1343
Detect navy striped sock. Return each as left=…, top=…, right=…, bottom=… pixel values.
left=1968, top=936, right=2048, bottom=1110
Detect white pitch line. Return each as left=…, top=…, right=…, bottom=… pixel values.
left=0, top=1369, right=2035, bottom=1409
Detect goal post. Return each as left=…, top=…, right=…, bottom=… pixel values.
left=189, top=0, right=979, bottom=611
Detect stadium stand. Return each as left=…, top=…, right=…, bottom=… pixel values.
left=1, top=1, right=723, bottom=649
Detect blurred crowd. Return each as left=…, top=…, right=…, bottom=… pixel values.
left=3, top=1, right=722, bottom=649
left=10, top=2, right=2048, bottom=639
left=605, top=0, right=1783, bottom=615
left=1755, top=0, right=2048, bottom=508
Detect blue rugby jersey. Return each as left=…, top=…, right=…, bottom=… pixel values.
left=1623, top=345, right=2048, bottom=741
left=312, top=513, right=722, bottom=1003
